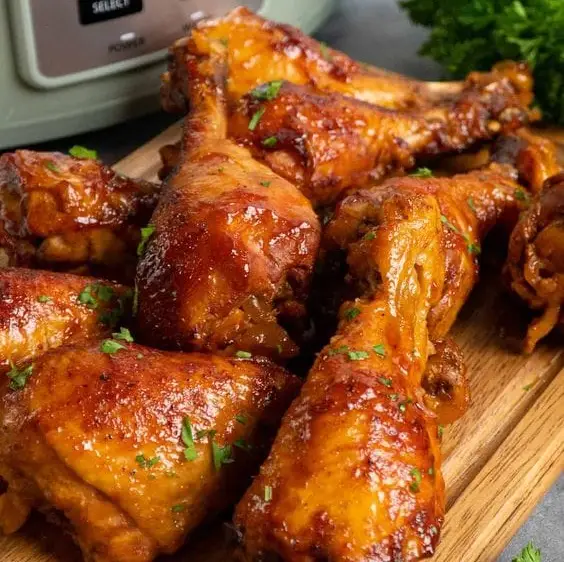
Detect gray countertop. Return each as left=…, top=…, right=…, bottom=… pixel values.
left=9, top=1, right=563, bottom=560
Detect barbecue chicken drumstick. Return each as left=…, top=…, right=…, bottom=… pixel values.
left=0, top=150, right=159, bottom=282
left=234, top=160, right=527, bottom=561
left=0, top=343, right=298, bottom=562
left=163, top=7, right=491, bottom=112
left=136, top=50, right=320, bottom=359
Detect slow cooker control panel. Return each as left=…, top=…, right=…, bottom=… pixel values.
left=9, top=0, right=261, bottom=88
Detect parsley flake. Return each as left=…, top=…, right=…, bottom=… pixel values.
left=235, top=413, right=248, bottom=425
left=348, top=350, right=370, bottom=361
left=364, top=231, right=376, bottom=241
left=135, top=453, right=160, bottom=469
left=77, top=283, right=115, bottom=310
left=233, top=438, right=252, bottom=451
left=6, top=362, right=33, bottom=391
left=137, top=224, right=155, bottom=257
left=438, top=425, right=445, bottom=439
left=250, top=80, right=283, bottom=101
left=264, top=485, right=273, bottom=502
left=378, top=377, right=393, bottom=388
left=181, top=417, right=198, bottom=461
left=409, top=467, right=422, bottom=493
left=113, top=327, right=134, bottom=342
left=69, top=145, right=97, bottom=160
left=262, top=136, right=278, bottom=148
left=410, top=167, right=433, bottom=178
left=37, top=295, right=51, bottom=303
left=319, top=42, right=332, bottom=61
left=344, top=307, right=361, bottom=321
left=467, top=197, right=476, bottom=214
left=260, top=180, right=271, bottom=187
left=515, top=188, right=530, bottom=203
left=373, top=344, right=386, bottom=357
left=171, top=504, right=185, bottom=513
left=218, top=37, right=228, bottom=47
left=248, top=107, right=266, bottom=131
left=100, top=339, right=126, bottom=354
left=212, top=440, right=234, bottom=471
left=235, top=350, right=252, bottom=359
left=328, top=345, right=349, bottom=356
left=523, top=383, right=534, bottom=391
left=45, top=161, right=60, bottom=174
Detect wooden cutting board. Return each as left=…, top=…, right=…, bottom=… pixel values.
left=1, top=123, right=563, bottom=562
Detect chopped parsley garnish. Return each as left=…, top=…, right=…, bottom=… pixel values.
left=218, top=37, right=228, bottom=47
left=344, top=307, right=361, bottom=321
left=171, top=504, right=185, bottom=513
left=398, top=401, right=408, bottom=413
left=37, top=295, right=51, bottom=303
left=438, top=425, right=445, bottom=438
left=137, top=224, right=155, bottom=257
left=428, top=467, right=435, bottom=476
left=389, top=393, right=399, bottom=401
left=264, top=485, right=273, bottom=502
left=410, top=167, right=433, bottom=178
left=45, top=161, right=60, bottom=174
left=77, top=283, right=115, bottom=310
left=100, top=339, right=126, bottom=354
left=113, top=327, right=134, bottom=342
left=248, top=107, right=266, bottom=131
left=6, top=362, right=33, bottom=391
left=196, top=429, right=214, bottom=440
left=260, top=180, right=271, bottom=187
left=319, top=42, right=332, bottom=61
left=467, top=197, right=476, bottom=214
left=409, top=467, right=422, bottom=493
left=378, top=377, right=393, bottom=388
left=262, top=136, right=278, bottom=148
left=181, top=417, right=198, bottom=461
left=467, top=242, right=481, bottom=255
left=212, top=440, right=234, bottom=471
left=348, top=350, right=370, bottom=361
left=69, top=145, right=97, bottom=160
left=373, top=344, right=386, bottom=357
left=233, top=438, right=252, bottom=451
left=440, top=215, right=480, bottom=255
left=235, top=350, right=252, bottom=359
left=523, top=383, right=534, bottom=391
left=132, top=284, right=139, bottom=317
left=235, top=413, right=248, bottom=425
left=250, top=80, right=283, bottom=101
left=217, top=166, right=225, bottom=173
left=515, top=188, right=530, bottom=203
left=135, top=453, right=160, bottom=469
left=364, top=231, right=376, bottom=241
left=512, top=541, right=541, bottom=562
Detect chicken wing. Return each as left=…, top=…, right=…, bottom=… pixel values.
left=0, top=150, right=160, bottom=282
left=136, top=50, right=320, bottom=359
left=0, top=343, right=299, bottom=561
left=505, top=172, right=564, bottom=352
left=0, top=268, right=130, bottom=369
left=234, top=160, right=526, bottom=561
left=162, top=7, right=489, bottom=112
left=228, top=63, right=533, bottom=207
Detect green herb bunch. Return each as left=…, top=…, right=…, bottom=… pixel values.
left=400, top=0, right=564, bottom=123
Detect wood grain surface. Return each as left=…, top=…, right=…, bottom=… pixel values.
left=1, top=124, right=563, bottom=562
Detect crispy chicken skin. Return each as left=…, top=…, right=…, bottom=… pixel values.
left=505, top=172, right=564, bottom=352
left=229, top=63, right=533, bottom=207
left=136, top=51, right=320, bottom=359
left=0, top=344, right=299, bottom=562
left=0, top=268, right=129, bottom=369
left=0, top=150, right=160, bottom=281
left=234, top=161, right=526, bottom=561
left=162, top=7, right=457, bottom=113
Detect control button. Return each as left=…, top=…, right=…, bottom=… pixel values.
left=79, top=0, right=144, bottom=26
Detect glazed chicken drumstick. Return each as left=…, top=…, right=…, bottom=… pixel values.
left=0, top=343, right=299, bottom=562
left=234, top=156, right=531, bottom=561
left=163, top=7, right=479, bottom=112
left=0, top=150, right=160, bottom=282
left=136, top=49, right=320, bottom=359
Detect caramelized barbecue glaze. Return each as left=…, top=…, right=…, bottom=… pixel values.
left=229, top=63, right=533, bottom=207
left=234, top=161, right=526, bottom=561
left=162, top=7, right=459, bottom=113
left=505, top=172, right=564, bottom=352
left=0, top=344, right=299, bottom=561
left=0, top=268, right=129, bottom=369
left=136, top=51, right=320, bottom=359
left=0, top=150, right=159, bottom=281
